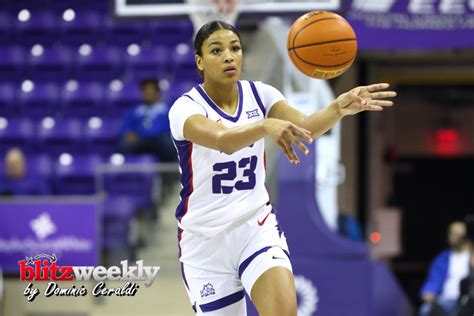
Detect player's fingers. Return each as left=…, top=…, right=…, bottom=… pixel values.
left=282, top=139, right=300, bottom=164
left=278, top=140, right=299, bottom=164
left=369, top=100, right=393, bottom=107
left=294, top=140, right=309, bottom=155
left=365, top=105, right=383, bottom=111
left=366, top=83, right=390, bottom=92
left=285, top=131, right=309, bottom=155
left=369, top=91, right=397, bottom=99
left=289, top=124, right=313, bottom=143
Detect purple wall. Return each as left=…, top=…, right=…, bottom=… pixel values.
left=247, top=144, right=411, bottom=315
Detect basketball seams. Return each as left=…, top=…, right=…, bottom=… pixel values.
left=293, top=56, right=354, bottom=68
left=287, top=39, right=356, bottom=51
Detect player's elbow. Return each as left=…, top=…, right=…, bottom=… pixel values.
left=215, top=130, right=237, bottom=155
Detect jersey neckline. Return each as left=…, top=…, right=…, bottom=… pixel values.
left=195, top=81, right=243, bottom=123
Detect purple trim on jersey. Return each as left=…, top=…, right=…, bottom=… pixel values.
left=180, top=262, right=190, bottom=290
left=249, top=81, right=266, bottom=117
left=177, top=227, right=183, bottom=257
left=195, top=81, right=243, bottom=123
left=173, top=138, right=193, bottom=222
left=183, top=94, right=194, bottom=101
left=238, top=246, right=272, bottom=278
left=177, top=227, right=190, bottom=290
left=183, top=94, right=209, bottom=118
left=199, top=290, right=245, bottom=312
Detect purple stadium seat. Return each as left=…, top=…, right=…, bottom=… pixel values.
left=105, top=82, right=142, bottom=118
left=18, top=82, right=60, bottom=118
left=48, top=0, right=89, bottom=11
left=53, top=154, right=102, bottom=195
left=84, top=117, right=121, bottom=155
left=0, top=84, right=18, bottom=117
left=104, top=18, right=150, bottom=45
left=163, top=80, right=197, bottom=103
left=0, top=118, right=35, bottom=155
left=0, top=47, right=25, bottom=81
left=0, top=12, right=13, bottom=44
left=37, top=118, right=84, bottom=155
left=103, top=195, right=137, bottom=219
left=124, top=45, right=169, bottom=79
left=102, top=196, right=136, bottom=252
left=15, top=11, right=59, bottom=45
left=27, top=46, right=73, bottom=81
left=149, top=20, right=193, bottom=46
left=171, top=44, right=199, bottom=79
left=3, top=0, right=52, bottom=11
left=87, top=0, right=109, bottom=12
left=103, top=154, right=158, bottom=206
left=74, top=46, right=123, bottom=80
left=60, top=11, right=103, bottom=45
left=27, top=154, right=53, bottom=188
left=27, top=154, right=53, bottom=178
left=61, top=81, right=105, bottom=117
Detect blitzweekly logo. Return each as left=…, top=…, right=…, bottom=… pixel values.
left=19, top=254, right=160, bottom=302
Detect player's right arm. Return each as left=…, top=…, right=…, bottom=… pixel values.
left=182, top=114, right=312, bottom=163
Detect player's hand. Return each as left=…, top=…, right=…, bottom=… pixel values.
left=335, top=83, right=396, bottom=116
left=263, top=118, right=313, bottom=164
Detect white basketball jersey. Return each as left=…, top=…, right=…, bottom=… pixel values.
left=169, top=80, right=285, bottom=237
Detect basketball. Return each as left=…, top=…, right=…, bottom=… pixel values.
left=287, top=11, right=357, bottom=80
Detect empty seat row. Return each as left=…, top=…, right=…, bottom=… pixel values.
left=0, top=80, right=196, bottom=117
left=0, top=117, right=121, bottom=155
left=1, top=0, right=109, bottom=12
left=0, top=10, right=193, bottom=45
left=0, top=44, right=198, bottom=82
left=0, top=153, right=159, bottom=197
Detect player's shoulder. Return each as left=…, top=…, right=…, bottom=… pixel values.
left=169, top=87, right=208, bottom=119
left=172, top=86, right=198, bottom=105
left=241, top=80, right=271, bottom=93
left=239, top=79, right=263, bottom=88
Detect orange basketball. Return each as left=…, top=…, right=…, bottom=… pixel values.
left=287, top=11, right=357, bottom=80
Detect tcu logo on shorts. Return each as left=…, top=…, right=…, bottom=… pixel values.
left=200, top=283, right=216, bottom=298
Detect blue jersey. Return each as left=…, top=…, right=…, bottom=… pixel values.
left=120, top=101, right=170, bottom=138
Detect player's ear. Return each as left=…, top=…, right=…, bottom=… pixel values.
left=195, top=54, right=204, bottom=73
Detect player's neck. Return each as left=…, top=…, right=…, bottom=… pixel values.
left=202, top=80, right=238, bottom=110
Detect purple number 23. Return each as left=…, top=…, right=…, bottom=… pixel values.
left=212, top=156, right=257, bottom=194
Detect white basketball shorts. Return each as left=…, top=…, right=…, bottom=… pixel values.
left=177, top=203, right=293, bottom=315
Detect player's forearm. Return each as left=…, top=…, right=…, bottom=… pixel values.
left=301, top=101, right=344, bottom=138
left=216, top=120, right=266, bottom=154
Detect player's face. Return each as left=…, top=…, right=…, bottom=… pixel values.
left=197, top=29, right=242, bottom=84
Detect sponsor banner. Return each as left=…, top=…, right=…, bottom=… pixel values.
left=346, top=0, right=474, bottom=50
left=0, top=201, right=99, bottom=272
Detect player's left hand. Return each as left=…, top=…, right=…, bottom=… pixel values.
left=335, top=83, right=396, bottom=116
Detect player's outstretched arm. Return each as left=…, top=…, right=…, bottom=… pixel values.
left=183, top=114, right=312, bottom=164
left=268, top=83, right=397, bottom=139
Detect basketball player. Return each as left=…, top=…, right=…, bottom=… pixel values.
left=169, top=21, right=396, bottom=316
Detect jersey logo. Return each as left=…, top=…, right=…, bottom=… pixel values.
left=246, top=109, right=260, bottom=119
left=200, top=283, right=216, bottom=298
left=257, top=212, right=271, bottom=226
